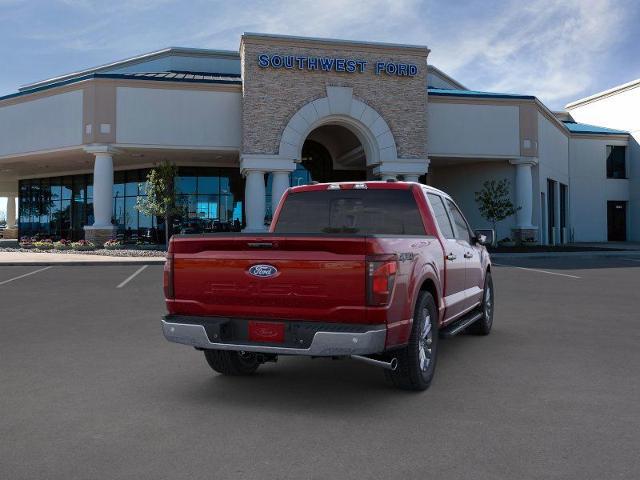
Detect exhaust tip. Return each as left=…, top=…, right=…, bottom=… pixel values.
left=390, top=358, right=398, bottom=371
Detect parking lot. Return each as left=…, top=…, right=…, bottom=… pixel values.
left=1, top=256, right=639, bottom=479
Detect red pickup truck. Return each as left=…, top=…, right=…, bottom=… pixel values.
left=162, top=181, right=494, bottom=390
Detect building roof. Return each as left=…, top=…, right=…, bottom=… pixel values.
left=19, top=47, right=240, bottom=92
left=562, top=121, right=628, bottom=135
left=0, top=71, right=241, bottom=103
left=428, top=87, right=535, bottom=100
left=427, top=66, right=467, bottom=90
left=428, top=88, right=629, bottom=138
left=565, top=78, right=640, bottom=109
left=114, top=71, right=241, bottom=82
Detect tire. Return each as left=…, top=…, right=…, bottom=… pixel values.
left=203, top=349, right=260, bottom=376
left=385, top=291, right=439, bottom=391
left=468, top=271, right=494, bottom=335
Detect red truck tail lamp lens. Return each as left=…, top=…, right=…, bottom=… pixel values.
left=366, top=257, right=397, bottom=306
left=163, top=255, right=174, bottom=299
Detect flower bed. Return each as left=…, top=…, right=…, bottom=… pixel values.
left=0, top=246, right=166, bottom=257
left=1, top=236, right=166, bottom=257
left=71, top=240, right=96, bottom=251
left=54, top=239, right=73, bottom=250
left=19, top=236, right=34, bottom=249
left=104, top=239, right=123, bottom=250
left=33, top=240, right=54, bottom=250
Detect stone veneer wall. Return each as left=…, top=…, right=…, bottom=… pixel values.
left=240, top=36, right=429, bottom=160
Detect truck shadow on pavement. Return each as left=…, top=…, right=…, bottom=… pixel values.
left=169, top=334, right=481, bottom=416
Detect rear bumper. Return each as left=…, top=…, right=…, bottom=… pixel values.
left=161, top=316, right=387, bottom=356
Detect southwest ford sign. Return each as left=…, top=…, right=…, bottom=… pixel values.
left=257, top=54, right=418, bottom=77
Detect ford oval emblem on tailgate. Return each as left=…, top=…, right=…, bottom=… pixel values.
left=248, top=264, right=278, bottom=278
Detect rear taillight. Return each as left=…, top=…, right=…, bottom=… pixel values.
left=366, top=255, right=397, bottom=306
left=163, top=253, right=174, bottom=299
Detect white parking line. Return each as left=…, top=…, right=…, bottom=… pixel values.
left=0, top=266, right=53, bottom=286
left=116, top=265, right=149, bottom=289
left=493, top=263, right=581, bottom=279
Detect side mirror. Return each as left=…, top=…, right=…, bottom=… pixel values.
left=474, top=229, right=494, bottom=247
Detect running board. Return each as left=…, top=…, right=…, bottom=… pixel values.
left=440, top=311, right=484, bottom=337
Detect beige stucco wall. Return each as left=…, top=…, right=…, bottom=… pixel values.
left=240, top=35, right=428, bottom=160
left=427, top=101, right=520, bottom=157
left=116, top=86, right=242, bottom=148
left=0, top=90, right=83, bottom=157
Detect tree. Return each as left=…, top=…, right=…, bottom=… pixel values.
left=474, top=179, right=520, bottom=240
left=136, top=161, right=181, bottom=246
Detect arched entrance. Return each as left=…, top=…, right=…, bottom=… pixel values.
left=299, top=124, right=367, bottom=183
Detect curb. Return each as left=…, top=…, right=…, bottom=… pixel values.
left=0, top=259, right=166, bottom=266
left=491, top=251, right=640, bottom=259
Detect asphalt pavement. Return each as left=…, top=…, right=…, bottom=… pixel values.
left=1, top=257, right=639, bottom=479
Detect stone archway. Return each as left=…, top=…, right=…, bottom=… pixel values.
left=278, top=86, right=398, bottom=168
left=240, top=86, right=429, bottom=231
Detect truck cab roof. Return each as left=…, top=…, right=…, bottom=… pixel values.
left=288, top=181, right=452, bottom=199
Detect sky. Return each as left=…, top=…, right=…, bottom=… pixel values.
left=1, top=0, right=639, bottom=108
left=1, top=0, right=640, bottom=214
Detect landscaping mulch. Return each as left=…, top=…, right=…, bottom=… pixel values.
left=0, top=247, right=166, bottom=257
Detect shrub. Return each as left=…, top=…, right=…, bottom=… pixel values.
left=103, top=239, right=123, bottom=250
left=54, top=239, right=73, bottom=250
left=33, top=239, right=54, bottom=250
left=71, top=240, right=96, bottom=251
left=19, top=236, right=34, bottom=249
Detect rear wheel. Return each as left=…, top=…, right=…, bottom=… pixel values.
left=204, top=349, right=260, bottom=376
left=468, top=271, right=494, bottom=335
left=385, top=291, right=439, bottom=391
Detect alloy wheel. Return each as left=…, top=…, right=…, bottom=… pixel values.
left=418, top=308, right=433, bottom=371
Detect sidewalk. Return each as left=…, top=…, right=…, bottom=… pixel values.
left=492, top=250, right=640, bottom=260
left=568, top=242, right=640, bottom=251
left=0, top=251, right=166, bottom=266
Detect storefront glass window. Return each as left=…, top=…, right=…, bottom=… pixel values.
left=18, top=166, right=245, bottom=241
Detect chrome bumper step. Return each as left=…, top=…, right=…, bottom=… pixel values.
left=161, top=319, right=387, bottom=357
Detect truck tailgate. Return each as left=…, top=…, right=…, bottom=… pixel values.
left=169, top=235, right=369, bottom=323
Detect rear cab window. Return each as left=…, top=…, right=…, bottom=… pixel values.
left=445, top=198, right=472, bottom=243
left=426, top=192, right=455, bottom=239
left=274, top=188, right=426, bottom=235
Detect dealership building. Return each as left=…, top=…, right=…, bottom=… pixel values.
left=0, top=33, right=637, bottom=244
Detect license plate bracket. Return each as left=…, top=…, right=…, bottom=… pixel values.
left=248, top=321, right=285, bottom=343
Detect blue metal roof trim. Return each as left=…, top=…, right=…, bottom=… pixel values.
left=427, top=87, right=535, bottom=100
left=0, top=72, right=242, bottom=102
left=562, top=121, right=628, bottom=135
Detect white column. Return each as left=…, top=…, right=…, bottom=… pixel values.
left=271, top=171, right=290, bottom=214
left=403, top=174, right=420, bottom=183
left=244, top=170, right=266, bottom=232
left=6, top=195, right=17, bottom=228
left=91, top=152, right=115, bottom=227
left=511, top=158, right=536, bottom=228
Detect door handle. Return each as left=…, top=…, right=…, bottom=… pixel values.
left=446, top=253, right=457, bottom=261
left=464, top=252, right=473, bottom=259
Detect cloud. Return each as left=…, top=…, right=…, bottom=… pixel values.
left=1, top=0, right=637, bottom=109
left=426, top=0, right=630, bottom=108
